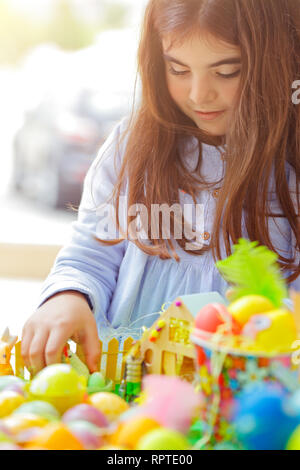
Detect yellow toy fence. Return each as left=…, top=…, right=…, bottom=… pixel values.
left=12, top=337, right=135, bottom=384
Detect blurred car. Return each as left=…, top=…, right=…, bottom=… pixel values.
left=12, top=88, right=131, bottom=209
left=11, top=28, right=140, bottom=209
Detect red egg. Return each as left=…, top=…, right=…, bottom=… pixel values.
left=195, top=303, right=241, bottom=335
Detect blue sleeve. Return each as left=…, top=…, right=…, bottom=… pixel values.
left=288, top=164, right=300, bottom=294
left=37, top=116, right=130, bottom=329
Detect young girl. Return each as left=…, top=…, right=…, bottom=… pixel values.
left=22, top=0, right=300, bottom=374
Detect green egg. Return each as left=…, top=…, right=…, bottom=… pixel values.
left=0, top=376, right=25, bottom=393
left=136, top=428, right=190, bottom=450
left=88, top=372, right=113, bottom=394
left=286, top=425, right=300, bottom=450
left=0, top=431, right=13, bottom=444
left=13, top=400, right=60, bottom=421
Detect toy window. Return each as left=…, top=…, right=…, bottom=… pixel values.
left=169, top=317, right=191, bottom=345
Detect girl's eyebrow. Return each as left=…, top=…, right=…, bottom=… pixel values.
left=163, top=54, right=241, bottom=68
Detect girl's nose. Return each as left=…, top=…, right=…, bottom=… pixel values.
left=189, top=76, right=217, bottom=107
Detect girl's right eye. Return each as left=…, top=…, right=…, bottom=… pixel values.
left=168, top=66, right=189, bottom=76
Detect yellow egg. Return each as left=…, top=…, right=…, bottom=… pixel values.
left=248, top=309, right=297, bottom=353
left=2, top=413, right=49, bottom=435
left=228, top=295, right=275, bottom=325
left=112, top=416, right=161, bottom=449
left=88, top=392, right=129, bottom=423
left=0, top=391, right=26, bottom=418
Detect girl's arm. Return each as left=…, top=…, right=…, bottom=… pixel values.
left=38, top=117, right=129, bottom=325
left=22, top=117, right=129, bottom=373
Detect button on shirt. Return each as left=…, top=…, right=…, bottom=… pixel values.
left=37, top=117, right=300, bottom=341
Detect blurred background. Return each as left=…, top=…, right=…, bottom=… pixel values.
left=0, top=0, right=146, bottom=336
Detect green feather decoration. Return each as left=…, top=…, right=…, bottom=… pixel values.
left=216, top=238, right=287, bottom=308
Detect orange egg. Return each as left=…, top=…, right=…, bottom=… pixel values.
left=24, top=422, right=84, bottom=450
left=112, top=416, right=161, bottom=449
left=88, top=393, right=129, bottom=422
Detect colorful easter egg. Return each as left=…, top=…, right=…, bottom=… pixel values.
left=136, top=428, right=190, bottom=450
left=15, top=427, right=44, bottom=446
left=4, top=383, right=26, bottom=396
left=66, top=420, right=103, bottom=450
left=233, top=383, right=299, bottom=450
left=242, top=309, right=297, bottom=353
left=24, top=422, right=84, bottom=450
left=0, top=430, right=13, bottom=444
left=98, top=444, right=129, bottom=450
left=195, top=303, right=241, bottom=335
left=14, top=401, right=60, bottom=421
left=29, top=364, right=87, bottom=413
left=112, top=416, right=161, bottom=449
left=286, top=424, right=300, bottom=450
left=0, top=443, right=21, bottom=450
left=2, top=413, right=49, bottom=435
left=88, top=392, right=129, bottom=422
left=88, top=372, right=114, bottom=394
left=0, top=390, right=26, bottom=418
left=62, top=403, right=108, bottom=428
left=0, top=376, right=25, bottom=393
left=0, top=422, right=13, bottom=440
left=228, top=295, right=274, bottom=325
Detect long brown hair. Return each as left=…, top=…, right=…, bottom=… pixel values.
left=95, top=0, right=300, bottom=283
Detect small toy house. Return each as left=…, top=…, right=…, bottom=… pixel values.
left=139, top=292, right=227, bottom=382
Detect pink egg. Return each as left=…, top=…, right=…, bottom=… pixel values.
left=67, top=421, right=103, bottom=450
left=0, top=422, right=13, bottom=439
left=4, top=384, right=26, bottom=397
left=62, top=404, right=108, bottom=428
left=0, top=443, right=21, bottom=450
left=16, top=427, right=43, bottom=445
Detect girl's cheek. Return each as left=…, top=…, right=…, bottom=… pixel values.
left=167, top=77, right=187, bottom=104
left=223, top=79, right=241, bottom=107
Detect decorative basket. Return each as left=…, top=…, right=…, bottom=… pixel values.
left=190, top=330, right=299, bottom=447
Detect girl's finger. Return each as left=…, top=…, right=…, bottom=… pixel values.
left=45, top=327, right=72, bottom=366
left=80, top=322, right=101, bottom=373
left=21, top=325, right=35, bottom=370
left=29, top=330, right=49, bottom=374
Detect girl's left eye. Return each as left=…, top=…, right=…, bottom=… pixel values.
left=168, top=66, right=241, bottom=79
left=168, top=66, right=188, bottom=76
left=216, top=70, right=241, bottom=79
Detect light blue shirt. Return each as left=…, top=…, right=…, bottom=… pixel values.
left=38, top=117, right=300, bottom=341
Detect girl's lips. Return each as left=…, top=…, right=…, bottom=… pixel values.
left=194, top=110, right=225, bottom=121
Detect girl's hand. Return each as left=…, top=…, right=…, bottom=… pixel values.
left=21, top=291, right=101, bottom=375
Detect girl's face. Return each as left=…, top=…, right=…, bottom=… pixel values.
left=162, top=33, right=241, bottom=136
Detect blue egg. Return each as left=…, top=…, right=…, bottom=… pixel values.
left=233, top=383, right=300, bottom=450
left=284, top=390, right=300, bottom=419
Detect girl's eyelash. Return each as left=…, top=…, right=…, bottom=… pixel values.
left=168, top=66, right=241, bottom=79
left=216, top=70, right=241, bottom=79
